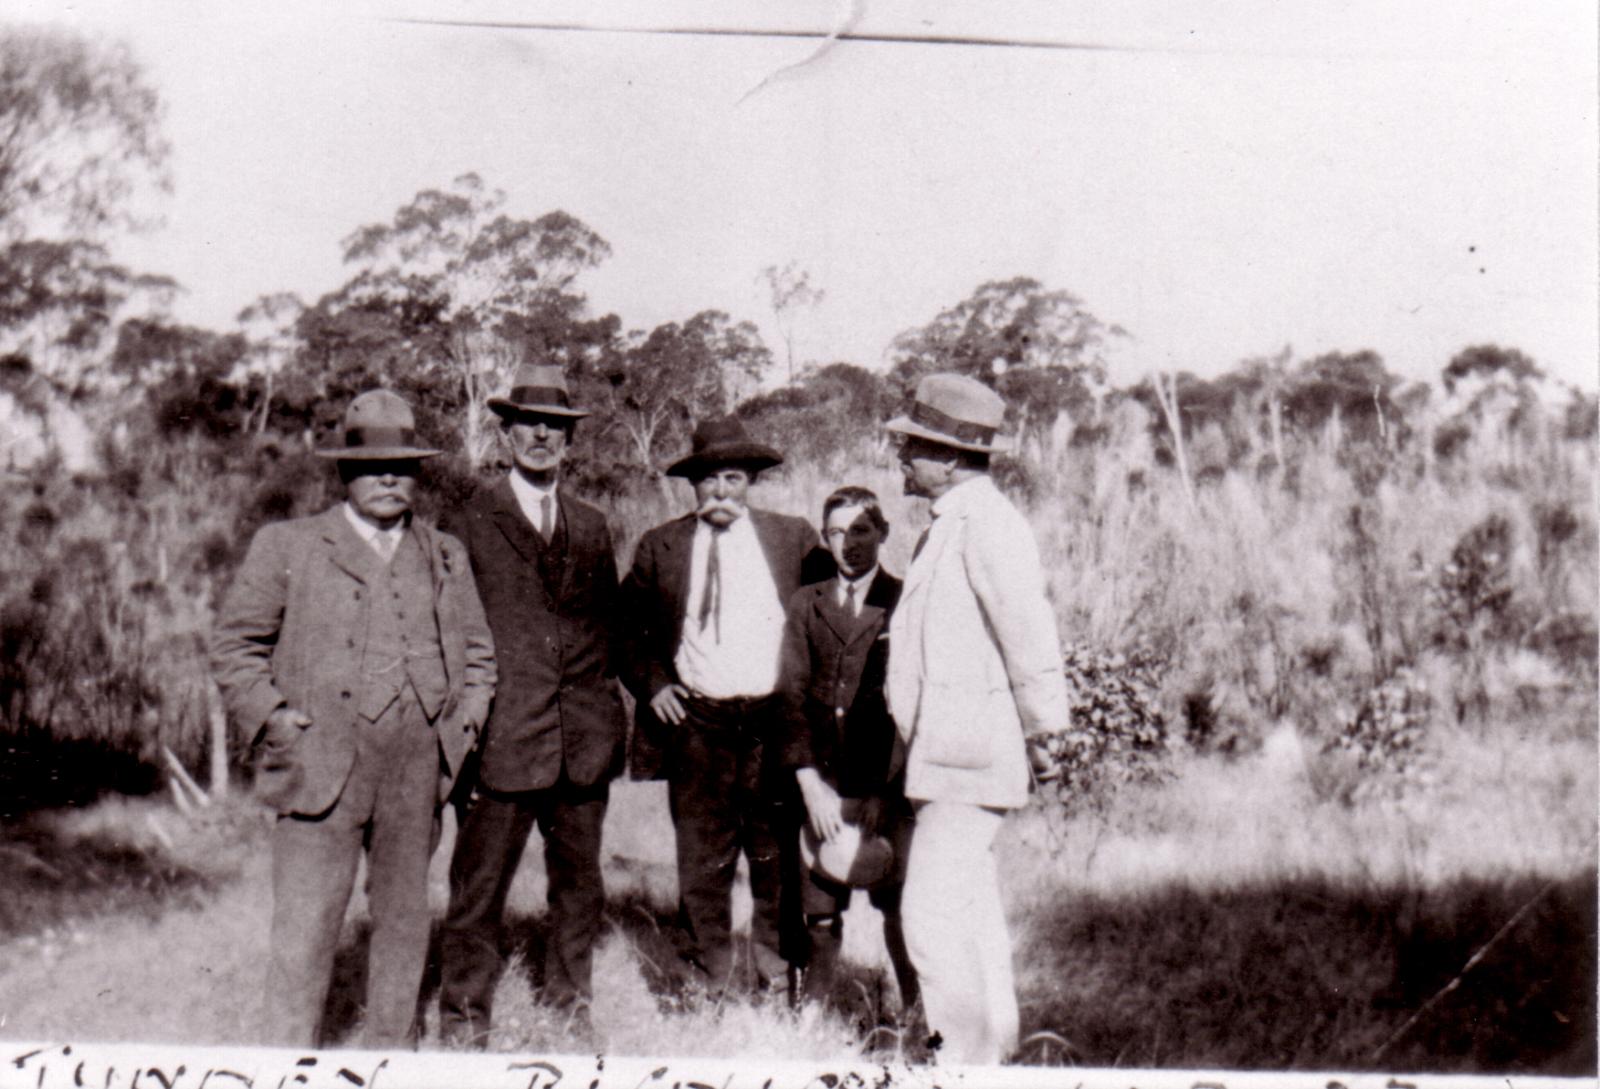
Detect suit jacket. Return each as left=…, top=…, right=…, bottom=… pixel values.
left=210, top=505, right=497, bottom=816
left=440, top=480, right=626, bottom=793
left=776, top=570, right=904, bottom=799
left=886, top=475, right=1069, bottom=810
left=620, top=507, right=834, bottom=780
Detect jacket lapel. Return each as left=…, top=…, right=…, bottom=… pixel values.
left=659, top=514, right=697, bottom=633
left=320, top=506, right=374, bottom=585
left=813, top=582, right=855, bottom=646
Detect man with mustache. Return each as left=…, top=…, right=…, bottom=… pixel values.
left=211, top=389, right=496, bottom=1047
left=435, top=365, right=626, bottom=1047
left=622, top=417, right=832, bottom=996
left=885, top=373, right=1068, bottom=1065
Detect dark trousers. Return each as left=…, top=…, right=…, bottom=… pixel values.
left=666, top=693, right=796, bottom=989
left=438, top=772, right=609, bottom=1044
left=264, top=689, right=439, bottom=1048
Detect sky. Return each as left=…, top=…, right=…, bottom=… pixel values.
left=14, top=0, right=1599, bottom=392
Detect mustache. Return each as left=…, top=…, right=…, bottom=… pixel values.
left=697, top=499, right=745, bottom=518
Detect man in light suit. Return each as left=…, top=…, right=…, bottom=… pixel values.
left=437, top=364, right=626, bottom=1047
left=210, top=389, right=496, bottom=1048
left=621, top=417, right=833, bottom=995
left=884, top=373, right=1069, bottom=1065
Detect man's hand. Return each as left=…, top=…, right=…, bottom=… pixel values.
left=1026, top=735, right=1058, bottom=782
left=796, top=766, right=845, bottom=842
left=649, top=683, right=691, bottom=726
left=259, top=705, right=311, bottom=747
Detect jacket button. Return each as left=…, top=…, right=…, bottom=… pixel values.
left=341, top=691, right=351, bottom=699
left=835, top=707, right=846, bottom=718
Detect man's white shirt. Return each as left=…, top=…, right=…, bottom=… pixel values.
left=343, top=502, right=404, bottom=561
left=836, top=565, right=879, bottom=616
left=507, top=470, right=558, bottom=534
left=674, top=511, right=785, bottom=698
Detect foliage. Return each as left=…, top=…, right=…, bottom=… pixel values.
left=758, top=260, right=824, bottom=384
left=1318, top=665, right=1433, bottom=802
left=1032, top=644, right=1173, bottom=816
left=888, top=277, right=1125, bottom=452
left=735, top=362, right=895, bottom=469
left=0, top=27, right=170, bottom=241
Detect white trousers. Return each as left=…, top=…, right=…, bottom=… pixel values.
left=902, top=800, right=1017, bottom=1065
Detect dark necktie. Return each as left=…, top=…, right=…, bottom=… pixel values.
left=698, top=527, right=723, bottom=639
left=911, top=528, right=931, bottom=562
left=844, top=580, right=858, bottom=617
left=539, top=494, right=554, bottom=542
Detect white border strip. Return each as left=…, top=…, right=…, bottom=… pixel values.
left=1, top=1042, right=1589, bottom=1089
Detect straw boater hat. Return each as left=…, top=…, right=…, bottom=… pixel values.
left=487, top=364, right=590, bottom=420
left=665, top=417, right=783, bottom=479
left=799, top=822, right=896, bottom=889
left=884, top=372, right=1011, bottom=453
left=314, top=389, right=441, bottom=460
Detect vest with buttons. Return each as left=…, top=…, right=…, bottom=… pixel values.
left=357, top=529, right=449, bottom=722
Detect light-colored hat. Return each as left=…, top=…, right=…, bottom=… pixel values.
left=884, top=372, right=1010, bottom=453
left=487, top=364, right=590, bottom=419
left=664, top=416, right=783, bottom=479
left=799, top=822, right=896, bottom=889
left=314, top=389, right=441, bottom=461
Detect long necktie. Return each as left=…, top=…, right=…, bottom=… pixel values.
left=539, top=494, right=554, bottom=541
left=844, top=580, right=858, bottom=617
left=375, top=530, right=398, bottom=564
left=698, top=527, right=722, bottom=640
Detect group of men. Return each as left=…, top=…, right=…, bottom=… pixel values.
left=210, top=364, right=1067, bottom=1067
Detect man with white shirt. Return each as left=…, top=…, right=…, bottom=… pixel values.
left=210, top=389, right=496, bottom=1047
left=622, top=417, right=832, bottom=994
left=436, top=365, right=627, bottom=1046
left=884, top=373, right=1070, bottom=1065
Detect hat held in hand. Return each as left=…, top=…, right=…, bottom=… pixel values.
left=799, top=821, right=896, bottom=889
left=315, top=389, right=442, bottom=461
left=885, top=372, right=1010, bottom=453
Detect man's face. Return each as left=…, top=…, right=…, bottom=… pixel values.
left=692, top=467, right=752, bottom=528
left=506, top=413, right=571, bottom=476
left=897, top=436, right=951, bottom=498
left=823, top=504, right=886, bottom=578
left=344, top=460, right=420, bottom=527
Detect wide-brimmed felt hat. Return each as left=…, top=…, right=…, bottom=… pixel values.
left=314, top=389, right=441, bottom=461
left=665, top=417, right=783, bottom=479
left=487, top=364, right=590, bottom=420
left=799, top=822, right=896, bottom=889
left=884, top=372, right=1010, bottom=454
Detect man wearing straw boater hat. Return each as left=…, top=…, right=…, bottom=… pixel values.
left=436, top=364, right=627, bottom=1047
left=884, top=373, right=1069, bottom=1065
left=620, top=416, right=833, bottom=997
left=210, top=389, right=496, bottom=1048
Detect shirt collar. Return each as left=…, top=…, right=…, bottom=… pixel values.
left=838, top=565, right=878, bottom=601
left=508, top=469, right=558, bottom=504
left=342, top=502, right=405, bottom=543
left=931, top=474, right=989, bottom=518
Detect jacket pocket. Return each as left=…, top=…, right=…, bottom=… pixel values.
left=917, top=682, right=997, bottom=770
left=253, top=714, right=309, bottom=808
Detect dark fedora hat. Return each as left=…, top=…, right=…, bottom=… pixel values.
left=486, top=364, right=590, bottom=420
left=665, top=416, right=783, bottom=479
left=314, top=389, right=442, bottom=461
left=799, top=822, right=896, bottom=889
left=885, top=372, right=1010, bottom=454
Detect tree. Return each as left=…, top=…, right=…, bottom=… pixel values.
left=1442, top=344, right=1543, bottom=395
left=889, top=277, right=1126, bottom=454
left=758, top=261, right=824, bottom=385
left=600, top=311, right=771, bottom=478
left=1281, top=349, right=1405, bottom=444
left=332, top=174, right=612, bottom=467
left=0, top=27, right=171, bottom=241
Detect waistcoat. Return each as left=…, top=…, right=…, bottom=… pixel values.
left=358, top=530, right=449, bottom=722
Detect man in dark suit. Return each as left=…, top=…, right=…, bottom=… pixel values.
left=621, top=417, right=832, bottom=994
left=210, top=389, right=496, bottom=1048
left=436, top=365, right=626, bottom=1047
left=777, top=486, right=918, bottom=1012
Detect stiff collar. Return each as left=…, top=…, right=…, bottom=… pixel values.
left=342, top=502, right=407, bottom=545
left=930, top=473, right=991, bottom=519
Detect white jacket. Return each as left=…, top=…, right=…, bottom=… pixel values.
left=887, top=475, right=1069, bottom=809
